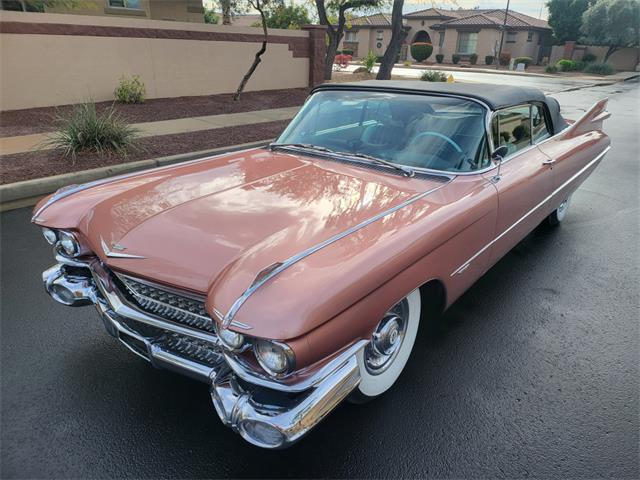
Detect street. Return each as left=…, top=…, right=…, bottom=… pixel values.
left=1, top=79, right=638, bottom=478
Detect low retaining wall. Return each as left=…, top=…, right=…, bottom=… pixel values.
left=0, top=11, right=325, bottom=111
left=549, top=42, right=639, bottom=71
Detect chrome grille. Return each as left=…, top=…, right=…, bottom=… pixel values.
left=118, top=275, right=214, bottom=332
left=156, top=332, right=222, bottom=367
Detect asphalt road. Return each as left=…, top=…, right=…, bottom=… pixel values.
left=1, top=81, right=638, bottom=479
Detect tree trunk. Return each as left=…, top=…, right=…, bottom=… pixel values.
left=324, top=31, right=340, bottom=80
left=603, top=45, right=618, bottom=63
left=376, top=0, right=406, bottom=80
left=221, top=0, right=232, bottom=25
left=234, top=1, right=267, bottom=101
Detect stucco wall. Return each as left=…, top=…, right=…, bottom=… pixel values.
left=549, top=43, right=639, bottom=71
left=0, top=11, right=319, bottom=111
left=45, top=0, right=204, bottom=23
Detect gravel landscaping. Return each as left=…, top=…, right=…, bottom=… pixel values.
left=0, top=120, right=289, bottom=184
left=0, top=88, right=310, bottom=137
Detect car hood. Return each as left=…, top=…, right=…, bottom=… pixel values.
left=36, top=148, right=447, bottom=334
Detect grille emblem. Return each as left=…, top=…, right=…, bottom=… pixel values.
left=100, top=237, right=146, bottom=259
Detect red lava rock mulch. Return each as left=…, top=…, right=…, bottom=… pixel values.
left=0, top=88, right=310, bottom=137
left=0, top=120, right=289, bottom=185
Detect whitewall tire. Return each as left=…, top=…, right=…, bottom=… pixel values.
left=349, top=289, right=421, bottom=403
left=548, top=194, right=572, bottom=226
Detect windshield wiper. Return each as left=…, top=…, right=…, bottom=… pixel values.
left=268, top=143, right=333, bottom=154
left=336, top=151, right=415, bottom=178
left=269, top=143, right=415, bottom=178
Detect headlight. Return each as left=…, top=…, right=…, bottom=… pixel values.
left=254, top=340, right=295, bottom=376
left=42, top=228, right=58, bottom=245
left=58, top=231, right=80, bottom=257
left=218, top=327, right=245, bottom=350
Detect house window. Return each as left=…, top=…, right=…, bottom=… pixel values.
left=345, top=31, right=357, bottom=42
left=506, top=31, right=517, bottom=43
left=109, top=0, right=142, bottom=8
left=438, top=31, right=445, bottom=47
left=527, top=31, right=534, bottom=42
left=456, top=32, right=478, bottom=55
left=376, top=30, right=384, bottom=41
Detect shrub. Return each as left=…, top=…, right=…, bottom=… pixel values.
left=499, top=52, right=511, bottom=66
left=545, top=65, right=558, bottom=73
left=114, top=75, right=146, bottom=104
left=584, top=62, right=615, bottom=75
left=485, top=55, right=495, bottom=65
left=403, top=60, right=412, bottom=67
left=435, top=54, right=444, bottom=63
left=363, top=50, right=377, bottom=72
left=556, top=59, right=586, bottom=72
left=410, top=42, right=433, bottom=62
left=341, top=49, right=354, bottom=56
left=420, top=70, right=448, bottom=82
left=581, top=52, right=597, bottom=63
left=352, top=66, right=369, bottom=74
left=469, top=53, right=478, bottom=65
left=514, top=56, right=533, bottom=69
left=452, top=54, right=461, bottom=64
left=44, top=101, right=139, bottom=160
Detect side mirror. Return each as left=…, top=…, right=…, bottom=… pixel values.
left=491, top=145, right=509, bottom=164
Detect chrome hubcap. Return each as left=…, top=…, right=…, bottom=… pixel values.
left=365, top=299, right=409, bottom=375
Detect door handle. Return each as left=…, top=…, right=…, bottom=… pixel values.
left=542, top=159, right=556, bottom=165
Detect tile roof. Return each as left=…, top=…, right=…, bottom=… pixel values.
left=348, top=13, right=392, bottom=27
left=405, top=7, right=549, bottom=29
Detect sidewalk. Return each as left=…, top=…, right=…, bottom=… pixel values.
left=0, top=106, right=300, bottom=156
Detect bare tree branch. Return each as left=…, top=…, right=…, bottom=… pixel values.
left=234, top=0, right=268, bottom=101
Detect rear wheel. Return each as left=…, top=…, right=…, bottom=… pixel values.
left=349, top=289, right=421, bottom=404
left=548, top=195, right=572, bottom=226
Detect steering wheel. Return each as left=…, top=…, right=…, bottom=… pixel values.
left=409, top=131, right=468, bottom=170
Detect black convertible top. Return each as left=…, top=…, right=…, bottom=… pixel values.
left=313, top=81, right=568, bottom=133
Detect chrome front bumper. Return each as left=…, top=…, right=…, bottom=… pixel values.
left=42, top=260, right=365, bottom=448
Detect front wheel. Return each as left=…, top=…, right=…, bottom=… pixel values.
left=547, top=195, right=572, bottom=226
left=349, top=289, right=421, bottom=404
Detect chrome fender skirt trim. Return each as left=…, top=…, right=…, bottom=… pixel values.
left=451, top=146, right=611, bottom=276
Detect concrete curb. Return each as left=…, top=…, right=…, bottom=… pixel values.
left=0, top=139, right=271, bottom=212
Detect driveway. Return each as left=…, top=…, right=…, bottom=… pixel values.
left=1, top=80, right=638, bottom=479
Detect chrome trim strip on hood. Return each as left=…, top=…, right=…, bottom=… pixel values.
left=220, top=179, right=452, bottom=327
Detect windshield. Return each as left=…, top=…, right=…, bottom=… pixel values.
left=275, top=90, right=490, bottom=173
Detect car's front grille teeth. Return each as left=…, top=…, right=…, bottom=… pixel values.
left=156, top=332, right=222, bottom=367
left=119, top=275, right=214, bottom=333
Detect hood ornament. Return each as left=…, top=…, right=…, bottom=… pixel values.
left=100, top=237, right=146, bottom=259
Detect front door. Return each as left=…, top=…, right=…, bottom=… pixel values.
left=487, top=104, right=555, bottom=265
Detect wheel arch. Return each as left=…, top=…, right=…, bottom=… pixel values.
left=418, top=278, right=447, bottom=321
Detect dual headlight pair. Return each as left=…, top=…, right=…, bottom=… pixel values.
left=42, top=227, right=81, bottom=257
left=217, top=327, right=295, bottom=377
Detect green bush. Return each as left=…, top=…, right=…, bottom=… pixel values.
left=363, top=50, right=377, bottom=72
left=114, top=75, right=146, bottom=104
left=340, top=49, right=354, bottom=56
left=410, top=42, right=433, bottom=62
left=514, top=56, right=533, bottom=69
left=485, top=55, right=495, bottom=65
left=499, top=52, right=511, bottom=66
left=403, top=60, right=412, bottom=67
left=581, top=52, right=597, bottom=63
left=584, top=62, right=615, bottom=75
left=452, top=54, right=461, bottom=64
left=44, top=101, right=140, bottom=160
left=545, top=65, right=558, bottom=73
left=469, top=53, right=478, bottom=65
left=420, top=70, right=448, bottom=82
left=435, top=54, right=444, bottom=63
left=556, top=59, right=585, bottom=72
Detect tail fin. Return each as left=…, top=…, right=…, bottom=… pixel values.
left=561, top=98, right=610, bottom=139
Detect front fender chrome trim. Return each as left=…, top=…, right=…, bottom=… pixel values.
left=221, top=179, right=452, bottom=327
left=451, top=146, right=611, bottom=276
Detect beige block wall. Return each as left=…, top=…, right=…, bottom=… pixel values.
left=549, top=44, right=638, bottom=71
left=0, top=12, right=310, bottom=111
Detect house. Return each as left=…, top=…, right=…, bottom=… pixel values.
left=340, top=8, right=553, bottom=64
left=0, top=0, right=205, bottom=23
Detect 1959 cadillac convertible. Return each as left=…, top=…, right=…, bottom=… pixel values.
left=34, top=81, right=610, bottom=448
